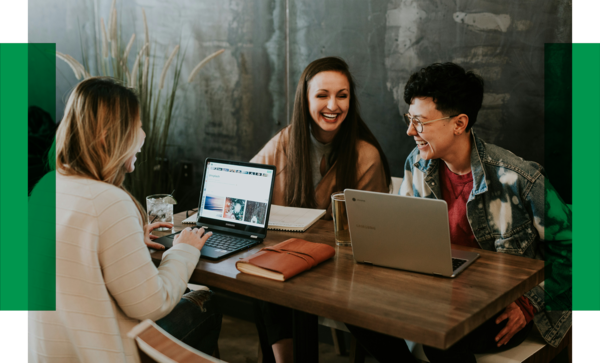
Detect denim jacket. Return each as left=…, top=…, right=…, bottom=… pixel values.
left=399, top=131, right=572, bottom=347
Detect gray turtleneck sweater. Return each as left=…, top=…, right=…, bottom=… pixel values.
left=309, top=132, right=333, bottom=188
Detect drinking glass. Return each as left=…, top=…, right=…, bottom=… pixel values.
left=146, top=194, right=174, bottom=231
left=331, top=192, right=351, bottom=246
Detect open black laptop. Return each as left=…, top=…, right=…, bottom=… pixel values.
left=154, top=158, right=276, bottom=259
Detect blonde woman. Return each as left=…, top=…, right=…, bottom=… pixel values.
left=29, top=77, right=221, bottom=362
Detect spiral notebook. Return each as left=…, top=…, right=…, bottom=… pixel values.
left=182, top=205, right=326, bottom=232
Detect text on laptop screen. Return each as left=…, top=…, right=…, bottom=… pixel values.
left=199, top=162, right=274, bottom=227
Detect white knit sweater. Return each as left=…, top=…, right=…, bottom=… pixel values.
left=29, top=173, right=201, bottom=362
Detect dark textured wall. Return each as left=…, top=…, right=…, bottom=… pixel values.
left=288, top=0, right=572, bottom=177
left=30, top=0, right=571, bottom=183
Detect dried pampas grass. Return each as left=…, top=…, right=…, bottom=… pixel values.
left=123, top=33, right=136, bottom=62
left=142, top=56, right=149, bottom=92
left=130, top=44, right=147, bottom=87
left=142, top=8, right=150, bottom=57
left=158, top=45, right=179, bottom=90
left=56, top=51, right=89, bottom=80
left=187, top=49, right=225, bottom=83
left=101, top=18, right=108, bottom=58
left=56, top=0, right=229, bottom=212
left=109, top=8, right=117, bottom=42
left=108, top=0, right=117, bottom=39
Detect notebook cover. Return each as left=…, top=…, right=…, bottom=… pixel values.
left=235, top=238, right=335, bottom=281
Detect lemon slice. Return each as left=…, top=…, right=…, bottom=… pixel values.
left=163, top=196, right=178, bottom=205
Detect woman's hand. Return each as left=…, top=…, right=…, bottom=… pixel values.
left=173, top=227, right=213, bottom=251
left=144, top=222, right=173, bottom=250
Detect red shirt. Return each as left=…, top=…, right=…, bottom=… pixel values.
left=439, top=162, right=478, bottom=248
left=439, top=161, right=536, bottom=323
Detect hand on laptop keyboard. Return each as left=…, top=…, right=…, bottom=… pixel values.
left=174, top=227, right=213, bottom=251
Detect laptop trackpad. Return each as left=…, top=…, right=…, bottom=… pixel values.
left=200, top=245, right=228, bottom=259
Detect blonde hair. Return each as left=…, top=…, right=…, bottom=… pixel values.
left=56, top=77, right=146, bottom=224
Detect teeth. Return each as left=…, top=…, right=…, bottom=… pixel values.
left=417, top=141, right=428, bottom=146
left=323, top=113, right=337, bottom=119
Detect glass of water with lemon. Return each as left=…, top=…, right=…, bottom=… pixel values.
left=146, top=194, right=177, bottom=231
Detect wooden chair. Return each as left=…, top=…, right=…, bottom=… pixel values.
left=128, top=319, right=226, bottom=363
left=391, top=176, right=403, bottom=195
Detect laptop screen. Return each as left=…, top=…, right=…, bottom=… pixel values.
left=198, top=160, right=275, bottom=229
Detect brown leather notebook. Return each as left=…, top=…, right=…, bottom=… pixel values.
left=235, top=238, right=336, bottom=281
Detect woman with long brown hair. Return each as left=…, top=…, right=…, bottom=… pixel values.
left=251, top=57, right=391, bottom=362
left=252, top=57, right=391, bottom=216
left=29, top=77, right=221, bottom=362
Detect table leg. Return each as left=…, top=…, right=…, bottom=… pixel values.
left=292, top=309, right=318, bottom=363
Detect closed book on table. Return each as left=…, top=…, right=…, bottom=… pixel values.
left=235, top=238, right=335, bottom=281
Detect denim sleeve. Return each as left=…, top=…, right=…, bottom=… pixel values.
left=525, top=176, right=572, bottom=312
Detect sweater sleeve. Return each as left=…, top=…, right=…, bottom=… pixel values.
left=96, top=190, right=200, bottom=321
left=251, top=128, right=286, bottom=166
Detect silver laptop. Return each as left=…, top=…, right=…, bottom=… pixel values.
left=344, top=190, right=479, bottom=278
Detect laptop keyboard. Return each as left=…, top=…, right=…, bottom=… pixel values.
left=204, top=233, right=255, bottom=252
left=452, top=258, right=467, bottom=271
left=163, top=232, right=255, bottom=252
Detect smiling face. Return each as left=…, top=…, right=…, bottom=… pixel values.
left=125, top=119, right=146, bottom=173
left=307, top=71, right=350, bottom=143
left=406, top=97, right=457, bottom=161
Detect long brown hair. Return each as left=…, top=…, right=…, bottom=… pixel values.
left=285, top=57, right=391, bottom=208
left=55, top=77, right=146, bottom=224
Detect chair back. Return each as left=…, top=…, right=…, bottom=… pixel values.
left=391, top=177, right=403, bottom=195
left=128, top=319, right=226, bottom=363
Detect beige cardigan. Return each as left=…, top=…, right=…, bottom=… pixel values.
left=29, top=173, right=201, bottom=363
left=251, top=126, right=389, bottom=218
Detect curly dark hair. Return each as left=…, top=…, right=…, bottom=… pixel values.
left=403, top=62, right=484, bottom=131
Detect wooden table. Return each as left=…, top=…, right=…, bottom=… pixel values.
left=152, top=211, right=544, bottom=359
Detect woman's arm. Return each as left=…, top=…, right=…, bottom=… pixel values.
left=355, top=142, right=389, bottom=193
left=250, top=128, right=287, bottom=166
left=97, top=190, right=200, bottom=322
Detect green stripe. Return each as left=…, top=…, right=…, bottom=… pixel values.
left=27, top=43, right=56, bottom=310
left=0, top=44, right=29, bottom=309
left=542, top=44, right=572, bottom=312
left=573, top=44, right=600, bottom=310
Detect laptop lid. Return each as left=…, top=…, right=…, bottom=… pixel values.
left=344, top=189, right=467, bottom=277
left=196, top=158, right=276, bottom=239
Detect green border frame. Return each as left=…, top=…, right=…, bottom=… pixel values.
left=0, top=44, right=29, bottom=309
left=0, top=43, right=598, bottom=313
left=573, top=44, right=600, bottom=310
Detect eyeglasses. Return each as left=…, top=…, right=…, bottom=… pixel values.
left=403, top=113, right=459, bottom=133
